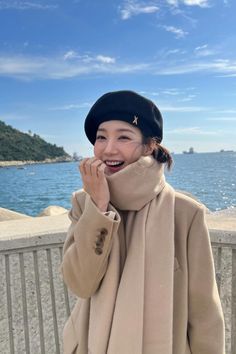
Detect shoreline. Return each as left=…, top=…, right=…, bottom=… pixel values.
left=0, top=156, right=73, bottom=168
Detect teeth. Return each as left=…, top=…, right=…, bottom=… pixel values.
left=106, top=161, right=123, bottom=166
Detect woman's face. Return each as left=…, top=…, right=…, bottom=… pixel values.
left=94, top=120, right=147, bottom=175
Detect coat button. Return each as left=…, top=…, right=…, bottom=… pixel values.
left=99, top=234, right=106, bottom=242
left=95, top=247, right=103, bottom=255
left=95, top=239, right=103, bottom=247
left=100, top=228, right=108, bottom=236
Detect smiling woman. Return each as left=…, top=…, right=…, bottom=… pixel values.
left=60, top=90, right=225, bottom=354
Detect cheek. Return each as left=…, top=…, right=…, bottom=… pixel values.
left=126, top=144, right=144, bottom=161
left=93, top=143, right=101, bottom=158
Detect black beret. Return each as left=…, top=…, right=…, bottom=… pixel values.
left=84, top=90, right=163, bottom=145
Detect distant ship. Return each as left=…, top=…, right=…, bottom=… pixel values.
left=183, top=147, right=195, bottom=154
left=220, top=149, right=234, bottom=153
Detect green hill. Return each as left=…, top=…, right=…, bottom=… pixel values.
left=0, top=120, right=71, bottom=162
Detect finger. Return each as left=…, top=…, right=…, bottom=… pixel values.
left=79, top=158, right=90, bottom=175
left=97, top=162, right=107, bottom=177
left=83, top=157, right=97, bottom=175
left=90, top=159, right=104, bottom=177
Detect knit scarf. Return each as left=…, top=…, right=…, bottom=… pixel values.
left=88, top=156, right=175, bottom=354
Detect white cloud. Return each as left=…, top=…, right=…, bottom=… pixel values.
left=140, top=88, right=197, bottom=103
left=63, top=51, right=78, bottom=61
left=194, top=44, right=217, bottom=57
left=139, top=91, right=160, bottom=96
left=182, top=0, right=210, bottom=7
left=162, top=88, right=182, bottom=95
left=155, top=58, right=236, bottom=75
left=0, top=56, right=45, bottom=76
left=120, top=0, right=159, bottom=20
left=166, top=0, right=178, bottom=5
left=166, top=49, right=184, bottom=55
left=195, top=44, right=208, bottom=51
left=49, top=102, right=91, bottom=111
left=163, top=25, right=188, bottom=38
left=179, top=94, right=196, bottom=102
left=96, top=55, right=116, bottom=64
left=159, top=105, right=208, bottom=112
left=166, top=0, right=211, bottom=7
left=63, top=51, right=116, bottom=64
left=167, top=127, right=219, bottom=135
left=0, top=53, right=144, bottom=80
left=1, top=52, right=236, bottom=80
left=0, top=0, right=58, bottom=10
left=159, top=48, right=187, bottom=59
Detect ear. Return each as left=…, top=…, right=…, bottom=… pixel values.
left=143, top=141, right=155, bottom=156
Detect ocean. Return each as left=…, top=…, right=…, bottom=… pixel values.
left=1, top=152, right=236, bottom=216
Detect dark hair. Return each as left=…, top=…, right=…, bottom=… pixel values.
left=142, top=136, right=173, bottom=170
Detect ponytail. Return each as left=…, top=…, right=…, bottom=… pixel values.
left=153, top=144, right=173, bottom=170
left=143, top=136, right=173, bottom=170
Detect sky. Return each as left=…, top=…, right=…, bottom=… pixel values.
left=0, top=0, right=236, bottom=156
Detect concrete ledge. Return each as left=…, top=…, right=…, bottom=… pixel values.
left=0, top=213, right=70, bottom=240
left=206, top=213, right=236, bottom=231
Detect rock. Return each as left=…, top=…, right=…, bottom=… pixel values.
left=0, top=207, right=31, bottom=221
left=37, top=205, right=68, bottom=217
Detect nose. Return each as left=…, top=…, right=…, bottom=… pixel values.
left=103, top=138, right=117, bottom=154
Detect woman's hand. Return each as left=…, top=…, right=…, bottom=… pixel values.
left=79, top=157, right=110, bottom=212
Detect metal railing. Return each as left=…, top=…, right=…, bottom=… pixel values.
left=211, top=230, right=236, bottom=354
left=0, top=230, right=235, bottom=354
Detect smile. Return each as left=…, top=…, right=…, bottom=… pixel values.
left=105, top=160, right=124, bottom=167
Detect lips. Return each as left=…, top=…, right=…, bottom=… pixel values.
left=105, top=160, right=124, bottom=167
left=104, top=160, right=125, bottom=174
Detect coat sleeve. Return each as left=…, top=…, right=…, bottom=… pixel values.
left=60, top=192, right=121, bottom=299
left=187, top=206, right=225, bottom=354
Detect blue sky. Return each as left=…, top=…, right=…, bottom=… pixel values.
left=0, top=0, right=236, bottom=156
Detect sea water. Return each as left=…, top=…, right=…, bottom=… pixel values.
left=1, top=152, right=236, bottom=216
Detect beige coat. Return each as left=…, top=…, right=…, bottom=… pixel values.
left=61, top=158, right=224, bottom=354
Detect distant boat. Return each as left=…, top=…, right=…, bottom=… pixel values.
left=16, top=166, right=26, bottom=170
left=220, top=149, right=234, bottom=153
left=183, top=147, right=195, bottom=154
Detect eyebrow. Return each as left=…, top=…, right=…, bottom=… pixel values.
left=97, top=128, right=136, bottom=135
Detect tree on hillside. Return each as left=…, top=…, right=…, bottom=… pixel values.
left=0, top=120, right=71, bottom=161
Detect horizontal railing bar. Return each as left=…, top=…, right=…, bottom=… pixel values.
left=0, top=232, right=66, bottom=251
left=0, top=243, right=64, bottom=255
left=210, top=229, right=236, bottom=243
left=211, top=243, right=236, bottom=249
left=1, top=229, right=236, bottom=253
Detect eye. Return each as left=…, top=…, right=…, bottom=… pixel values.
left=118, top=135, right=131, bottom=140
left=96, top=135, right=106, bottom=140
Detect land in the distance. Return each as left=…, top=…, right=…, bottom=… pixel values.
left=0, top=120, right=72, bottom=166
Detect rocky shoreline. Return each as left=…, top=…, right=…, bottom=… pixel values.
left=0, top=156, right=73, bottom=168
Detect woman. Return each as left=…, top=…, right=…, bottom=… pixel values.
left=61, top=90, right=225, bottom=354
